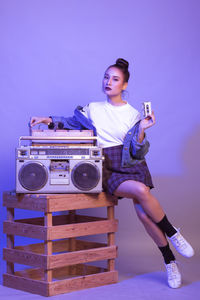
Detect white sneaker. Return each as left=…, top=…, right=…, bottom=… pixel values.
left=165, top=261, right=182, bottom=289
left=169, top=229, right=194, bottom=258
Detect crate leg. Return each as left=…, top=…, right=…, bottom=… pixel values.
left=7, top=208, right=14, bottom=274
left=44, top=212, right=52, bottom=282
left=107, top=206, right=115, bottom=271
left=68, top=210, right=76, bottom=275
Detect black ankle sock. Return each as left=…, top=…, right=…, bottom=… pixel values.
left=159, top=243, right=175, bottom=264
left=156, top=215, right=177, bottom=237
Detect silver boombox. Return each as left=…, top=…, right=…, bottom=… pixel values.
left=16, top=135, right=103, bottom=193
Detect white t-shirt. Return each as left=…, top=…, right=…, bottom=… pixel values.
left=81, top=101, right=140, bottom=148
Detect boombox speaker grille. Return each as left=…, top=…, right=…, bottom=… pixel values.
left=71, top=162, right=100, bottom=191
left=19, top=162, right=48, bottom=191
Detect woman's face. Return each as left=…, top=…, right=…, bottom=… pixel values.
left=102, top=67, right=128, bottom=97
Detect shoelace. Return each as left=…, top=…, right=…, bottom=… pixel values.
left=166, top=262, right=180, bottom=280
left=171, top=231, right=187, bottom=249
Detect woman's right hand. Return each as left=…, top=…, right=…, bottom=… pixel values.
left=30, top=116, right=52, bottom=127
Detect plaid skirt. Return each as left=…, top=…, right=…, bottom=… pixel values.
left=102, top=145, right=154, bottom=195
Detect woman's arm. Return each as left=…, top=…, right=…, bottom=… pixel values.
left=30, top=115, right=82, bottom=130
left=30, top=116, right=52, bottom=127
left=29, top=106, right=93, bottom=131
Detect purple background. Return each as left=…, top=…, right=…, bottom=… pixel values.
left=0, top=0, right=200, bottom=284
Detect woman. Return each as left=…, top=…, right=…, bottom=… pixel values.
left=31, top=58, right=194, bottom=289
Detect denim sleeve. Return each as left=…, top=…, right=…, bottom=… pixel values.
left=130, top=135, right=150, bottom=160
left=51, top=115, right=83, bottom=130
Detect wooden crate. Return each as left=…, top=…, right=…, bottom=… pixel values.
left=3, top=192, right=118, bottom=296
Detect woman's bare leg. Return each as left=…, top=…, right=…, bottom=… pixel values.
left=114, top=180, right=165, bottom=223
left=114, top=180, right=194, bottom=258
left=133, top=200, right=168, bottom=247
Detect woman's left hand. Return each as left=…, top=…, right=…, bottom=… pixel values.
left=139, top=111, right=156, bottom=131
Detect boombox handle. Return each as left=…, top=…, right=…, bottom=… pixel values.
left=19, top=136, right=98, bottom=147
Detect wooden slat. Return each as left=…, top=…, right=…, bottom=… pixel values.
left=3, top=192, right=47, bottom=211
left=3, top=274, right=48, bottom=296
left=16, top=217, right=44, bottom=225
left=72, top=264, right=106, bottom=276
left=3, top=221, right=47, bottom=239
left=48, top=246, right=117, bottom=269
left=48, top=219, right=118, bottom=240
left=52, top=239, right=69, bottom=253
left=4, top=269, right=118, bottom=296
left=48, top=271, right=118, bottom=296
left=75, top=214, right=107, bottom=223
left=14, top=241, right=52, bottom=254
left=3, top=192, right=118, bottom=212
left=17, top=214, right=106, bottom=226
left=13, top=265, right=106, bottom=280
left=15, top=268, right=44, bottom=280
left=15, top=242, right=46, bottom=254
left=14, top=239, right=106, bottom=254
left=75, top=240, right=107, bottom=251
left=15, top=215, right=69, bottom=226
left=47, top=193, right=118, bottom=212
left=51, top=264, right=105, bottom=279
left=3, top=248, right=47, bottom=268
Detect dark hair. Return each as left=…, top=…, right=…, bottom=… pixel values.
left=108, top=58, right=130, bottom=82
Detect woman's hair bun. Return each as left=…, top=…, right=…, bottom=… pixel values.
left=107, top=58, right=130, bottom=82
left=116, top=58, right=129, bottom=70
